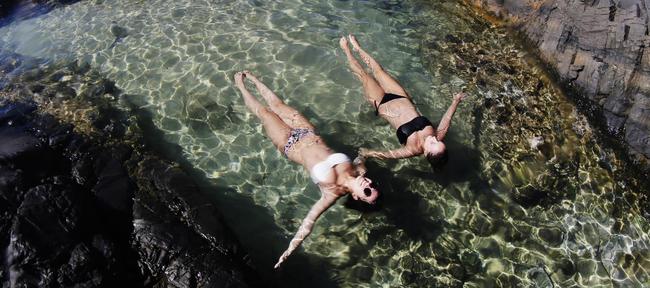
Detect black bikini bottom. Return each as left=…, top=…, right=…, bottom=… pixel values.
left=374, top=93, right=407, bottom=116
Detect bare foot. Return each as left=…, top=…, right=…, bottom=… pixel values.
left=242, top=70, right=261, bottom=84
left=339, top=36, right=350, bottom=53
left=234, top=71, right=246, bottom=90
left=348, top=34, right=361, bottom=51
left=348, top=34, right=373, bottom=68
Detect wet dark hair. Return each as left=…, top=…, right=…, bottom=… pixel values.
left=426, top=149, right=448, bottom=172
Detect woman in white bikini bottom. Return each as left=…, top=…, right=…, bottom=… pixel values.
left=234, top=70, right=379, bottom=269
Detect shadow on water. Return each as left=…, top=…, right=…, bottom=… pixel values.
left=324, top=105, right=504, bottom=225
left=320, top=119, right=481, bottom=244
left=122, top=96, right=340, bottom=288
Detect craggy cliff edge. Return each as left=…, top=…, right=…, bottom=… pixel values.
left=469, top=0, right=650, bottom=167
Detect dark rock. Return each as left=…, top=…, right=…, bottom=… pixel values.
left=351, top=265, right=374, bottom=281
left=91, top=105, right=127, bottom=138
left=132, top=199, right=258, bottom=287
left=460, top=250, right=482, bottom=275
left=625, top=93, right=650, bottom=158
left=512, top=184, right=548, bottom=208
left=132, top=158, right=246, bottom=257
left=0, top=101, right=145, bottom=287
left=69, top=59, right=91, bottom=75
left=1, top=0, right=82, bottom=27
left=0, top=0, right=22, bottom=19
left=7, top=184, right=87, bottom=286
left=527, top=266, right=553, bottom=287
left=109, top=24, right=128, bottom=49
left=80, top=79, right=117, bottom=99
left=538, top=227, right=563, bottom=246
left=110, top=24, right=128, bottom=39
left=0, top=102, right=36, bottom=126
left=93, top=156, right=133, bottom=214
left=0, top=166, right=22, bottom=203
left=0, top=51, right=261, bottom=286
left=0, top=53, right=22, bottom=75
left=71, top=152, right=95, bottom=186
left=604, top=110, right=626, bottom=136
left=0, top=128, right=40, bottom=161
left=48, top=123, right=73, bottom=149
left=28, top=84, right=45, bottom=93
left=555, top=258, right=576, bottom=277
left=445, top=34, right=462, bottom=44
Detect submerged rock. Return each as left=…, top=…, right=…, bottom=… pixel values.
left=0, top=128, right=39, bottom=161
left=109, top=23, right=129, bottom=49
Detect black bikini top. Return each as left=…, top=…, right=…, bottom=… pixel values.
left=396, top=116, right=433, bottom=145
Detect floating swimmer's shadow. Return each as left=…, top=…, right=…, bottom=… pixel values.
left=124, top=98, right=340, bottom=288
left=321, top=116, right=504, bottom=236
left=398, top=106, right=509, bottom=216
left=319, top=120, right=448, bottom=239
left=399, top=134, right=483, bottom=187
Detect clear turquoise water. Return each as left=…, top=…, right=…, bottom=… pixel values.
left=1, top=0, right=649, bottom=287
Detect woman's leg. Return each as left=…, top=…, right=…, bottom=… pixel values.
left=339, top=36, right=385, bottom=106
left=348, top=34, right=408, bottom=97
left=234, top=72, right=291, bottom=150
left=243, top=71, right=315, bottom=130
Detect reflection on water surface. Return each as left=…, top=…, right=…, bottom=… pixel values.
left=1, top=0, right=648, bottom=286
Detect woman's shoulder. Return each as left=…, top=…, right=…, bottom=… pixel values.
left=318, top=182, right=345, bottom=198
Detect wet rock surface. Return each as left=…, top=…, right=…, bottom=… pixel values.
left=1, top=101, right=143, bottom=287
left=0, top=54, right=260, bottom=286
left=468, top=0, right=650, bottom=168
left=0, top=0, right=80, bottom=27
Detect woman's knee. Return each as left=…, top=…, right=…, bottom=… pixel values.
left=256, top=106, right=276, bottom=119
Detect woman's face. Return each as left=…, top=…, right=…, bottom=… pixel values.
left=351, top=176, right=379, bottom=204
left=424, top=135, right=446, bottom=157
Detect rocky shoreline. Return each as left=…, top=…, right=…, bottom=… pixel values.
left=0, top=0, right=79, bottom=27
left=0, top=53, right=261, bottom=287
left=468, top=0, right=650, bottom=171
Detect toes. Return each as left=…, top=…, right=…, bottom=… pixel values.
left=234, top=72, right=245, bottom=83
left=244, top=71, right=256, bottom=80
left=348, top=34, right=357, bottom=44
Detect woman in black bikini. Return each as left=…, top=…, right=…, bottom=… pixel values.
left=340, top=34, right=466, bottom=168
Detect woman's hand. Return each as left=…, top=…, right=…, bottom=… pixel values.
left=353, top=155, right=365, bottom=166
left=274, top=251, right=290, bottom=269
left=356, top=148, right=372, bottom=162
left=354, top=148, right=368, bottom=166
left=358, top=148, right=370, bottom=157
left=453, top=92, right=466, bottom=102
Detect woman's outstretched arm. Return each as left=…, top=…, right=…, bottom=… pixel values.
left=435, top=92, right=465, bottom=141
left=274, top=192, right=338, bottom=268
left=358, top=146, right=419, bottom=160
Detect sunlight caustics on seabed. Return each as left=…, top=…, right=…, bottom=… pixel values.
left=1, top=0, right=648, bottom=286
